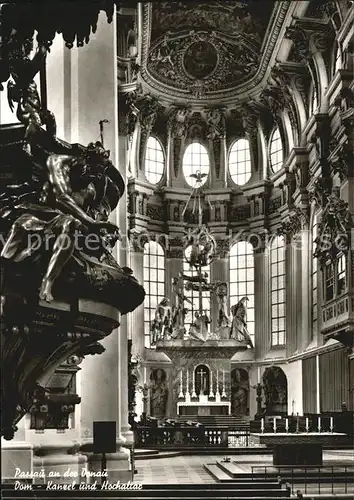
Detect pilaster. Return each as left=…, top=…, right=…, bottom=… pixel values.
left=251, top=235, right=269, bottom=360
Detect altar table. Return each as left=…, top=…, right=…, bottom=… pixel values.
left=251, top=432, right=347, bottom=466
left=177, top=401, right=231, bottom=416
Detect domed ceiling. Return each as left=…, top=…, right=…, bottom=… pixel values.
left=140, top=1, right=291, bottom=106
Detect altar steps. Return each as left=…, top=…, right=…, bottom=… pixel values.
left=204, top=461, right=354, bottom=484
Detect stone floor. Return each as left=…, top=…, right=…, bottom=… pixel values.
left=134, top=450, right=354, bottom=488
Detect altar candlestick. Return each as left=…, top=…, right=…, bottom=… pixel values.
left=143, top=367, right=147, bottom=384
left=209, top=370, right=214, bottom=397
left=261, top=418, right=264, bottom=433
left=186, top=369, right=190, bottom=395
left=178, top=370, right=184, bottom=398
left=221, top=369, right=226, bottom=397
left=216, top=370, right=220, bottom=395
left=285, top=418, right=289, bottom=433
left=273, top=417, right=277, bottom=433
left=318, top=416, right=321, bottom=433
left=330, top=417, right=333, bottom=432
left=192, top=369, right=197, bottom=398
left=296, top=414, right=299, bottom=434
left=305, top=417, right=309, bottom=432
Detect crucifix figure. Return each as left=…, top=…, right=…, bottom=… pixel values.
left=197, top=367, right=207, bottom=395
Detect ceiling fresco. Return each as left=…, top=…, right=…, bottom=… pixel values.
left=143, top=0, right=277, bottom=101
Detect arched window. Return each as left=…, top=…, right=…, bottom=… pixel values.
left=229, top=138, right=252, bottom=186
left=183, top=245, right=210, bottom=330
left=144, top=241, right=165, bottom=347
left=269, top=128, right=283, bottom=173
left=182, top=142, right=210, bottom=187
left=270, top=236, right=286, bottom=346
left=145, top=136, right=164, bottom=184
left=311, top=214, right=318, bottom=340
left=229, top=241, right=255, bottom=345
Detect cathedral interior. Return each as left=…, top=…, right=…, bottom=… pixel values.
left=0, top=0, right=353, bottom=495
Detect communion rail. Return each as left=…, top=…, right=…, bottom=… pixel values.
left=134, top=425, right=253, bottom=448
left=251, top=465, right=354, bottom=496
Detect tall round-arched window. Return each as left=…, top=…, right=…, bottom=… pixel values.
left=269, top=128, right=283, bottom=173
left=145, top=136, right=164, bottom=184
left=182, top=142, right=210, bottom=188
left=229, top=241, right=255, bottom=345
left=229, top=138, right=252, bottom=186
left=144, top=241, right=165, bottom=347
left=270, top=235, right=286, bottom=346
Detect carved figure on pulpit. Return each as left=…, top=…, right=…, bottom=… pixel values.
left=0, top=142, right=122, bottom=303
left=150, top=369, right=168, bottom=419
left=230, top=297, right=254, bottom=348
left=231, top=369, right=249, bottom=416
left=150, top=298, right=172, bottom=345
left=3, top=36, right=57, bottom=156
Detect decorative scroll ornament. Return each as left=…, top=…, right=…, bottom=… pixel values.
left=277, top=207, right=309, bottom=240
left=284, top=26, right=311, bottom=63
left=314, top=187, right=353, bottom=266
left=205, top=108, right=226, bottom=140
left=240, top=102, right=259, bottom=171
left=127, top=88, right=160, bottom=170
left=167, top=107, right=191, bottom=139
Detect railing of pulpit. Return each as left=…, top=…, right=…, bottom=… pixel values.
left=251, top=465, right=354, bottom=495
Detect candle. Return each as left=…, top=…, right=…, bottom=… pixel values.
left=318, top=416, right=321, bottom=432
left=273, top=417, right=277, bottom=433
left=261, top=418, right=264, bottom=433
left=216, top=370, right=219, bottom=394
left=305, top=417, right=309, bottom=431
left=285, top=418, right=289, bottom=432
left=330, top=417, right=333, bottom=432
left=186, top=369, right=189, bottom=393
left=143, top=367, right=147, bottom=384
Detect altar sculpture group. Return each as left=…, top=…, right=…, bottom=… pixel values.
left=150, top=277, right=254, bottom=347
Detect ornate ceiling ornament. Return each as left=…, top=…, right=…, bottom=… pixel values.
left=140, top=2, right=292, bottom=105
left=314, top=187, right=352, bottom=266
left=147, top=30, right=259, bottom=98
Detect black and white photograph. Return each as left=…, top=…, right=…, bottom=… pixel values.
left=0, top=0, right=353, bottom=499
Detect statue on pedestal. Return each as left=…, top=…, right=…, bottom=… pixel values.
left=150, top=369, right=168, bottom=419
left=231, top=369, right=249, bottom=416
left=150, top=298, right=172, bottom=345
left=230, top=297, right=254, bottom=348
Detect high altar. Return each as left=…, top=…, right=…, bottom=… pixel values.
left=149, top=173, right=252, bottom=419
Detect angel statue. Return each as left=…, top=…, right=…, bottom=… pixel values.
left=230, top=297, right=254, bottom=348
